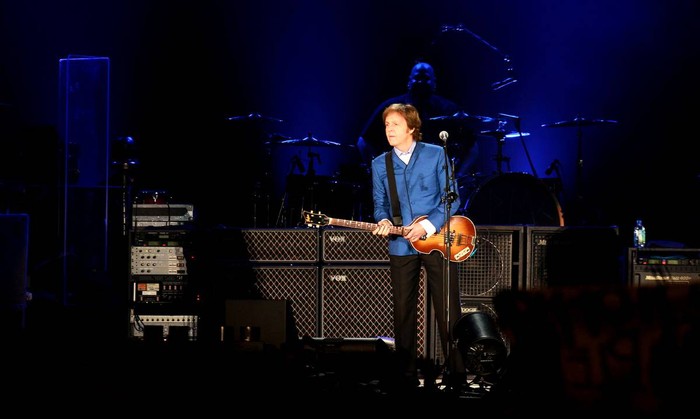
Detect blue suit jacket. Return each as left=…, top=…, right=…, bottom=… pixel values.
left=371, top=141, right=461, bottom=256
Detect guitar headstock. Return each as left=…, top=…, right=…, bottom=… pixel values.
left=302, top=210, right=329, bottom=228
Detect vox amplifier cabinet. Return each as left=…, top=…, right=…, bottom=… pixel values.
left=129, top=308, right=198, bottom=342
left=200, top=228, right=319, bottom=264
left=628, top=247, right=700, bottom=286
left=320, top=265, right=428, bottom=358
left=321, top=225, right=523, bottom=296
left=131, top=203, right=194, bottom=228
left=322, top=228, right=389, bottom=263
left=241, top=228, right=319, bottom=263
left=130, top=246, right=187, bottom=275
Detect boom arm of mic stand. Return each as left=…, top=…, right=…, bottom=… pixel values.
left=435, top=22, right=516, bottom=91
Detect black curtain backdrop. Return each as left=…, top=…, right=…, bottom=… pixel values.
left=1, top=0, right=698, bottom=247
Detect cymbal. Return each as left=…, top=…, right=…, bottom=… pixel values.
left=226, top=112, right=284, bottom=123
left=262, top=133, right=291, bottom=144
left=430, top=110, right=494, bottom=123
left=275, top=135, right=342, bottom=147
left=479, top=130, right=530, bottom=139
left=541, top=116, right=618, bottom=128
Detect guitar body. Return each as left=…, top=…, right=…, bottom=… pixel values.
left=408, top=215, right=477, bottom=262
left=303, top=210, right=477, bottom=263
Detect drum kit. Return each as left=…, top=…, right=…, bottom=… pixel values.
left=227, top=113, right=368, bottom=227
left=227, top=111, right=617, bottom=228
left=434, top=112, right=617, bottom=226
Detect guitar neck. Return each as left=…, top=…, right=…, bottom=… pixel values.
left=326, top=217, right=405, bottom=236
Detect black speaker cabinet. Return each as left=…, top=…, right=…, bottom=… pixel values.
left=251, top=266, right=319, bottom=338
left=320, top=265, right=428, bottom=358
left=526, top=225, right=622, bottom=288
left=458, top=225, right=523, bottom=297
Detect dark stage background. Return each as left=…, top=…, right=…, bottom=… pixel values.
left=1, top=1, right=699, bottom=282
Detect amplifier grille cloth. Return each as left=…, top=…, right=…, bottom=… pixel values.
left=458, top=227, right=519, bottom=298
left=321, top=266, right=427, bottom=358
left=242, top=229, right=319, bottom=262
left=322, top=229, right=388, bottom=262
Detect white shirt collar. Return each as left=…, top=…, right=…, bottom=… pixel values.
left=395, top=141, right=416, bottom=163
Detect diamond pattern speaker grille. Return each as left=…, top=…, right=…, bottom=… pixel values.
left=252, top=266, right=319, bottom=338
left=320, top=266, right=427, bottom=358
left=526, top=226, right=620, bottom=288
left=242, top=228, right=319, bottom=262
left=458, top=226, right=523, bottom=298
left=322, top=229, right=389, bottom=262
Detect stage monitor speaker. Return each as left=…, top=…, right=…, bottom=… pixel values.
left=526, top=225, right=622, bottom=288
left=320, top=265, right=428, bottom=358
left=224, top=299, right=293, bottom=348
left=250, top=266, right=319, bottom=339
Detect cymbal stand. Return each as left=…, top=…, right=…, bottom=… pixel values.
left=512, top=117, right=538, bottom=178
left=492, top=121, right=509, bottom=175
left=275, top=156, right=304, bottom=227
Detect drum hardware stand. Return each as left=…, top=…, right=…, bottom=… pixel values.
left=540, top=115, right=618, bottom=225
left=489, top=116, right=539, bottom=177
left=251, top=180, right=272, bottom=228
left=494, top=138, right=510, bottom=175
left=490, top=121, right=510, bottom=175
left=510, top=117, right=539, bottom=178
left=275, top=156, right=305, bottom=227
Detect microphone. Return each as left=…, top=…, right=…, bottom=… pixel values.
left=545, top=159, right=559, bottom=176
left=439, top=131, right=449, bottom=143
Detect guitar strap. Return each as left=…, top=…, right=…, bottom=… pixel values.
left=385, top=151, right=403, bottom=226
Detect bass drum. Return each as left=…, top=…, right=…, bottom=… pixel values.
left=463, top=172, right=564, bottom=226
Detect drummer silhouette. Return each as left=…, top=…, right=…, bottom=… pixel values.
left=357, top=61, right=466, bottom=165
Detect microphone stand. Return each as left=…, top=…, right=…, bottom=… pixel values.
left=440, top=138, right=459, bottom=390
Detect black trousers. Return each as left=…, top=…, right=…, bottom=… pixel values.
left=389, top=251, right=465, bottom=379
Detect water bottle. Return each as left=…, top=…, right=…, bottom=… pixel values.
left=633, top=219, right=646, bottom=248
